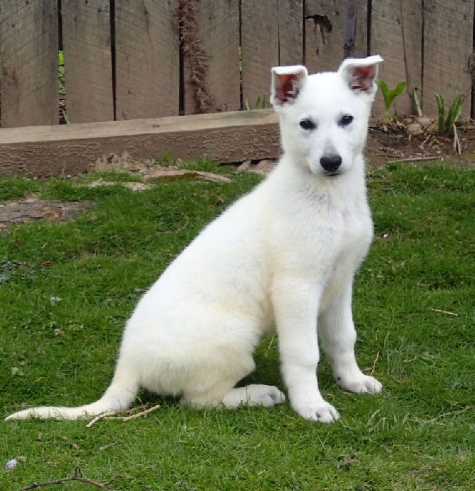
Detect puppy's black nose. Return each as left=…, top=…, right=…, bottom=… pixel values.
left=320, top=154, right=342, bottom=173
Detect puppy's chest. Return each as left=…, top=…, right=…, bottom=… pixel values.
left=320, top=207, right=372, bottom=260
left=271, top=205, right=371, bottom=281
left=313, top=207, right=372, bottom=289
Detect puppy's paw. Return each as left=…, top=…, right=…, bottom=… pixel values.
left=246, top=384, right=286, bottom=407
left=292, top=400, right=340, bottom=423
left=338, top=373, right=382, bottom=394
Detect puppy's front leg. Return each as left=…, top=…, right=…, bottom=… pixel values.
left=272, top=279, right=340, bottom=423
left=319, top=284, right=382, bottom=395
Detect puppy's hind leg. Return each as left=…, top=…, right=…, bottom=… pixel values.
left=183, top=383, right=286, bottom=410
left=181, top=349, right=285, bottom=410
left=222, top=385, right=286, bottom=408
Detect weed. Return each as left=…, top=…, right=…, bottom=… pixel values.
left=375, top=80, right=407, bottom=119
left=435, top=90, right=464, bottom=136
left=412, top=87, right=423, bottom=117
left=245, top=94, right=268, bottom=110
left=58, top=51, right=70, bottom=124
left=58, top=51, right=65, bottom=94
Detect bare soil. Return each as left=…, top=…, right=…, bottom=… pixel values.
left=365, top=117, right=475, bottom=168
left=0, top=197, right=93, bottom=234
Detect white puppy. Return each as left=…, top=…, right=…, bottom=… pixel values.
left=7, top=55, right=383, bottom=423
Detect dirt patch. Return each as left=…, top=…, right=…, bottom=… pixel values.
left=365, top=117, right=475, bottom=168
left=0, top=197, right=93, bottom=234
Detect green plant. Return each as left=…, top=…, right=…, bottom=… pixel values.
left=58, top=51, right=65, bottom=93
left=435, top=90, right=464, bottom=135
left=412, top=87, right=423, bottom=117
left=58, top=51, right=71, bottom=124
left=244, top=94, right=268, bottom=110
left=375, top=80, right=407, bottom=118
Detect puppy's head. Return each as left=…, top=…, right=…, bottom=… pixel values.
left=271, top=56, right=383, bottom=177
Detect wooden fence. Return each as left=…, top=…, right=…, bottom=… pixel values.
left=0, top=0, right=474, bottom=129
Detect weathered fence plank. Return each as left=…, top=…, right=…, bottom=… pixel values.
left=241, top=0, right=304, bottom=110
left=183, top=0, right=240, bottom=115
left=241, top=0, right=279, bottom=109
left=371, top=0, right=423, bottom=117
left=241, top=0, right=303, bottom=109
left=304, top=0, right=367, bottom=75
left=422, top=0, right=474, bottom=118
left=1, top=0, right=475, bottom=130
left=115, top=0, right=179, bottom=120
left=0, top=0, right=58, bottom=127
left=0, top=110, right=280, bottom=177
left=277, top=0, right=304, bottom=66
left=61, top=0, right=114, bottom=123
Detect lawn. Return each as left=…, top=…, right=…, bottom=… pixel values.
left=0, top=162, right=474, bottom=490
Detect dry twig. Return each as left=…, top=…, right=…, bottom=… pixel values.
left=364, top=352, right=380, bottom=375
left=99, top=442, right=120, bottom=452
left=86, top=410, right=123, bottom=428
left=120, top=404, right=160, bottom=421
left=453, top=124, right=462, bottom=155
left=86, top=404, right=160, bottom=428
left=429, top=308, right=458, bottom=317
left=17, top=466, right=121, bottom=490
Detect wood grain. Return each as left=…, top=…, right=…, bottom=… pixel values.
left=0, top=0, right=58, bottom=127
left=61, top=0, right=114, bottom=123
left=0, top=109, right=280, bottom=177
left=241, top=0, right=304, bottom=110
left=371, top=0, right=423, bottom=117
left=241, top=0, right=279, bottom=109
left=278, top=0, right=304, bottom=66
left=183, top=0, right=240, bottom=114
left=115, top=0, right=179, bottom=120
left=422, top=0, right=473, bottom=118
left=304, top=0, right=367, bottom=74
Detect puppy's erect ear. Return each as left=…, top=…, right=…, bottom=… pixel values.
left=270, top=65, right=308, bottom=107
left=338, top=55, right=383, bottom=96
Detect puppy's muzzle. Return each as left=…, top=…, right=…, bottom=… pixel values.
left=320, top=154, right=342, bottom=174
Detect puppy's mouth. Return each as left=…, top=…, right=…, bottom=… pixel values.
left=324, top=170, right=342, bottom=177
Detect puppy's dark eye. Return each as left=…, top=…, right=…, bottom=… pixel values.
left=340, top=115, right=354, bottom=126
left=299, top=119, right=315, bottom=131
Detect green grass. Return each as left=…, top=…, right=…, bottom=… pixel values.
left=1, top=163, right=474, bottom=490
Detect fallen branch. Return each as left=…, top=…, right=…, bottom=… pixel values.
left=86, top=404, right=160, bottom=428
left=18, top=466, right=121, bottom=490
left=386, top=155, right=444, bottom=164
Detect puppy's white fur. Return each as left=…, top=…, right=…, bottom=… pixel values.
left=7, top=56, right=383, bottom=423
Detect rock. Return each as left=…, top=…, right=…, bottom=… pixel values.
left=416, top=116, right=433, bottom=128
left=237, top=160, right=252, bottom=171
left=237, top=159, right=276, bottom=174
left=406, top=122, right=424, bottom=137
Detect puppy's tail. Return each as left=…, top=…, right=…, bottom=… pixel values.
left=5, top=366, right=140, bottom=421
